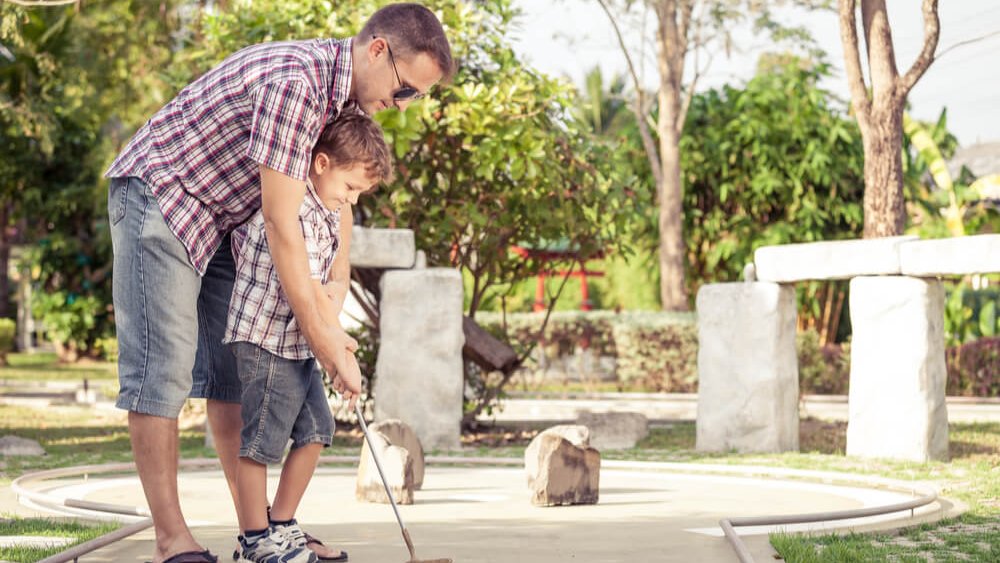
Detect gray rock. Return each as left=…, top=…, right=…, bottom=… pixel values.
left=356, top=429, right=415, bottom=505
left=375, top=269, right=464, bottom=451
left=575, top=412, right=647, bottom=450
left=370, top=419, right=425, bottom=490
left=695, top=282, right=799, bottom=453
left=0, top=435, right=45, bottom=457
left=524, top=425, right=590, bottom=487
left=349, top=227, right=416, bottom=269
left=847, top=276, right=949, bottom=462
left=899, top=234, right=1000, bottom=277
left=528, top=434, right=600, bottom=507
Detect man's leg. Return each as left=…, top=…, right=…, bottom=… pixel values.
left=110, top=177, right=208, bottom=562
left=130, top=413, right=203, bottom=561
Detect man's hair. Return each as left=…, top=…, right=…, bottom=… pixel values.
left=312, top=114, right=394, bottom=185
left=359, top=3, right=455, bottom=82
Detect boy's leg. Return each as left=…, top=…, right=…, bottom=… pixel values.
left=110, top=177, right=207, bottom=562
left=274, top=363, right=343, bottom=560
left=191, top=235, right=244, bottom=528
left=236, top=456, right=271, bottom=533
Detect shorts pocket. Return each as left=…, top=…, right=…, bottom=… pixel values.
left=109, top=177, right=130, bottom=226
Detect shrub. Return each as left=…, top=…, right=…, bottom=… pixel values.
left=612, top=314, right=698, bottom=392
left=946, top=337, right=1000, bottom=398
left=797, top=330, right=850, bottom=395
left=0, top=318, right=15, bottom=365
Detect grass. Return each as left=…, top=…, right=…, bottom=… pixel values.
left=0, top=352, right=117, bottom=384
left=0, top=516, right=119, bottom=562
left=0, top=398, right=997, bottom=561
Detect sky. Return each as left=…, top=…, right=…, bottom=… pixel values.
left=509, top=1, right=1000, bottom=147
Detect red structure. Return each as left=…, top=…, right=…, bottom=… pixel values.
left=510, top=244, right=604, bottom=312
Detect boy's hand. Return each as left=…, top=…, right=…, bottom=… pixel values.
left=331, top=352, right=362, bottom=411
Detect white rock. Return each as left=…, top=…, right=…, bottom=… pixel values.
left=370, top=419, right=425, bottom=490
left=575, top=411, right=647, bottom=450
left=847, top=276, right=949, bottom=462
left=524, top=425, right=590, bottom=487
left=349, top=227, right=416, bottom=269
left=528, top=434, right=600, bottom=507
left=375, top=269, right=464, bottom=451
left=754, top=236, right=917, bottom=282
left=695, top=283, right=799, bottom=453
left=899, top=234, right=1000, bottom=277
left=0, top=435, right=45, bottom=457
left=356, top=429, right=415, bottom=504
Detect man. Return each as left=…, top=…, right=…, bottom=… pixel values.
left=105, top=4, right=453, bottom=562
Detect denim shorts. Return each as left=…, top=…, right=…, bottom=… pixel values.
left=231, top=342, right=335, bottom=464
left=109, top=176, right=242, bottom=418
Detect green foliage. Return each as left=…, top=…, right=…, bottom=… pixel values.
left=944, top=282, right=1000, bottom=346
left=612, top=314, right=698, bottom=392
left=797, top=330, right=850, bottom=395
left=0, top=317, right=15, bottom=362
left=680, top=62, right=865, bottom=289
left=31, top=290, right=105, bottom=357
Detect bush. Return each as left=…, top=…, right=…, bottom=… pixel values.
left=797, top=330, right=850, bottom=395
left=93, top=337, right=118, bottom=363
left=946, top=337, right=1000, bottom=397
left=612, top=314, right=698, bottom=392
left=0, top=318, right=15, bottom=365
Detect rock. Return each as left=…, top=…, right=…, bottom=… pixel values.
left=0, top=436, right=45, bottom=457
left=370, top=419, right=425, bottom=490
left=575, top=412, right=648, bottom=450
left=899, top=234, right=1000, bottom=277
left=524, top=425, right=590, bottom=487
left=695, top=282, right=799, bottom=453
left=349, top=227, right=416, bottom=269
left=356, top=429, right=415, bottom=505
left=528, top=434, right=600, bottom=507
left=846, top=276, right=949, bottom=462
left=753, top=236, right=916, bottom=282
left=375, top=268, right=464, bottom=451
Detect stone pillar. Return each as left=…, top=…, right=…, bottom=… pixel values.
left=375, top=268, right=464, bottom=451
left=847, top=276, right=948, bottom=462
left=695, top=282, right=799, bottom=453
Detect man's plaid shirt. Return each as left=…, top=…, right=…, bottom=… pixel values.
left=105, top=38, right=353, bottom=275
left=224, top=181, right=341, bottom=359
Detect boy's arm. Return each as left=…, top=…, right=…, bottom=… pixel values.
left=259, top=166, right=359, bottom=396
left=323, top=203, right=354, bottom=314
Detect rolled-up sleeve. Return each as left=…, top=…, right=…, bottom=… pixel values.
left=246, top=80, right=321, bottom=181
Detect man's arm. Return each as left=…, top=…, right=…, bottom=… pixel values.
left=259, top=165, right=360, bottom=396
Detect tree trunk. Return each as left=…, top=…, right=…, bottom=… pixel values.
left=861, top=106, right=906, bottom=237
left=0, top=204, right=9, bottom=319
left=658, top=127, right=688, bottom=310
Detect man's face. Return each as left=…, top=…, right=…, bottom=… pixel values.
left=355, top=37, right=444, bottom=116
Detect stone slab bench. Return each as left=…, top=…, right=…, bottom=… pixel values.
left=899, top=234, right=1000, bottom=276
left=753, top=236, right=917, bottom=282
left=349, top=227, right=416, bottom=269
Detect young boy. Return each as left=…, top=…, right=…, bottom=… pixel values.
left=224, top=114, right=393, bottom=563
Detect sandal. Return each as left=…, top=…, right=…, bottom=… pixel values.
left=147, top=549, right=219, bottom=563
left=303, top=532, right=348, bottom=562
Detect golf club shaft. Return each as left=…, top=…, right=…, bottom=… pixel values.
left=355, top=403, right=408, bottom=531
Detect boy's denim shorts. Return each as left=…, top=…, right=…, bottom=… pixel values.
left=231, top=342, right=335, bottom=464
left=109, top=177, right=242, bottom=418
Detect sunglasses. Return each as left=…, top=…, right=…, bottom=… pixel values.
left=376, top=35, right=425, bottom=102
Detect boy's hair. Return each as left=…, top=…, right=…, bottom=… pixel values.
left=359, top=3, right=455, bottom=83
left=312, top=114, right=394, bottom=185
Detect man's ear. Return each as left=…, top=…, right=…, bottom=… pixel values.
left=367, top=36, right=387, bottom=63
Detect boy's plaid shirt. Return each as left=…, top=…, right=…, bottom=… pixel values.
left=224, top=181, right=341, bottom=360
left=105, top=38, right=353, bottom=275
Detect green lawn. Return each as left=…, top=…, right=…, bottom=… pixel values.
left=0, top=516, right=119, bottom=562
left=0, top=400, right=997, bottom=562
left=0, top=352, right=117, bottom=383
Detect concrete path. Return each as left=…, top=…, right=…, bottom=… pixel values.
left=9, top=462, right=959, bottom=563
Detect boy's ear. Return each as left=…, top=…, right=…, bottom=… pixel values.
left=314, top=152, right=330, bottom=174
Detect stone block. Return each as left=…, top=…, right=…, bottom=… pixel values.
left=357, top=429, right=415, bottom=504
left=754, top=236, right=917, bottom=282
left=528, top=434, right=600, bottom=507
left=375, top=269, right=464, bottom=451
left=525, top=425, right=590, bottom=487
left=575, top=411, right=647, bottom=450
left=0, top=435, right=45, bottom=456
left=847, top=276, right=949, bottom=462
left=899, top=234, right=1000, bottom=277
left=370, top=419, right=425, bottom=490
left=696, top=282, right=799, bottom=453
left=349, top=227, right=416, bottom=269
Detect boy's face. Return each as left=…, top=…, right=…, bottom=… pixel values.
left=310, top=156, right=377, bottom=211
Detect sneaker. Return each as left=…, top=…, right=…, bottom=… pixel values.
left=235, top=528, right=317, bottom=563
left=269, top=519, right=308, bottom=549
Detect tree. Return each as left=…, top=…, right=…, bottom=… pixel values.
left=838, top=0, right=939, bottom=237
left=593, top=0, right=825, bottom=310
